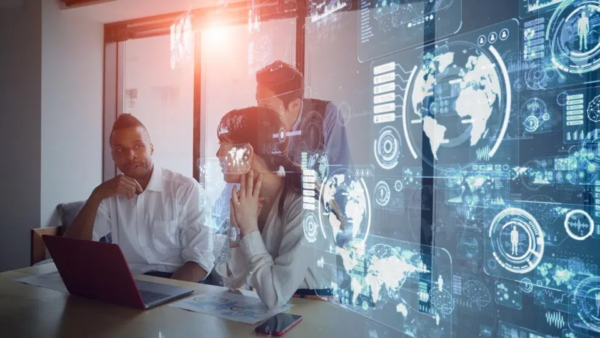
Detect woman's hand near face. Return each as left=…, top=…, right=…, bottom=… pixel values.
left=231, top=170, right=263, bottom=236
left=229, top=190, right=265, bottom=248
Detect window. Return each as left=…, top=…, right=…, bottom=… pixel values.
left=199, top=18, right=296, bottom=163
left=119, top=34, right=195, bottom=177
left=198, top=18, right=296, bottom=225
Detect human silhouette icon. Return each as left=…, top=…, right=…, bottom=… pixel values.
left=578, top=11, right=590, bottom=51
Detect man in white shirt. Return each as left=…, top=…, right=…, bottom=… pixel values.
left=65, top=114, right=214, bottom=282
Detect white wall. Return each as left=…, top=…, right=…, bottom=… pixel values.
left=40, top=0, right=104, bottom=228
left=124, top=35, right=195, bottom=177
left=0, top=0, right=42, bottom=271
left=201, top=19, right=297, bottom=161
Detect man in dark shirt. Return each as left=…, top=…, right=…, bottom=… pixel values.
left=211, top=61, right=352, bottom=233
left=255, top=60, right=351, bottom=168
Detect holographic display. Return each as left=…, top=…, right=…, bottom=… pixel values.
left=318, top=166, right=373, bottom=248
left=358, top=0, right=463, bottom=62
left=570, top=276, right=600, bottom=335
left=217, top=144, right=252, bottom=175
left=488, top=207, right=545, bottom=274
left=522, top=0, right=600, bottom=89
left=371, top=20, right=519, bottom=171
left=202, top=0, right=600, bottom=336
left=520, top=0, right=567, bottom=18
left=327, top=236, right=453, bottom=337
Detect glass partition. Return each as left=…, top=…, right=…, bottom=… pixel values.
left=193, top=0, right=600, bottom=336
left=199, top=18, right=297, bottom=230
left=123, top=34, right=195, bottom=177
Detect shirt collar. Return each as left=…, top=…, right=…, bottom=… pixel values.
left=145, top=166, right=164, bottom=192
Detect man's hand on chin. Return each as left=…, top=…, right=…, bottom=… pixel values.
left=171, top=262, right=208, bottom=283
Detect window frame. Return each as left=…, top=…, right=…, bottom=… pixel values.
left=102, top=2, right=303, bottom=184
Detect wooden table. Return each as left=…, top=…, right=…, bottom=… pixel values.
left=0, top=264, right=397, bottom=338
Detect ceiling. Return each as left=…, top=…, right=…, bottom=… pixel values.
left=62, top=0, right=221, bottom=23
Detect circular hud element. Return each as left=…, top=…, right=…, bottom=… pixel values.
left=374, top=126, right=402, bottom=170
left=488, top=208, right=544, bottom=274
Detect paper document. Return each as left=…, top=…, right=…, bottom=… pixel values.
left=16, top=271, right=68, bottom=293
left=170, top=290, right=293, bottom=324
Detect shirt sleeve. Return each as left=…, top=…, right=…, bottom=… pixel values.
left=241, top=196, right=312, bottom=310
left=92, top=199, right=111, bottom=241
left=179, top=181, right=215, bottom=277
left=323, top=102, right=352, bottom=167
left=214, top=244, right=248, bottom=290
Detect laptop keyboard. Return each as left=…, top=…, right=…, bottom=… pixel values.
left=139, top=289, right=171, bottom=305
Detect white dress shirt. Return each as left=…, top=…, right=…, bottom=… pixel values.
left=92, top=166, right=215, bottom=275
left=215, top=190, right=333, bottom=309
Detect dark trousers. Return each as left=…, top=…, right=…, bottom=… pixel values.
left=143, top=271, right=174, bottom=279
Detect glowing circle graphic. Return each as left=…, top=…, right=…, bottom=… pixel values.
left=337, top=102, right=352, bottom=126
left=525, top=63, right=559, bottom=91
left=521, top=98, right=547, bottom=133
left=394, top=180, right=403, bottom=192
left=303, top=212, right=319, bottom=243
left=564, top=209, right=595, bottom=241
left=297, top=110, right=325, bottom=156
left=319, top=169, right=371, bottom=247
left=403, top=42, right=511, bottom=171
left=524, top=115, right=540, bottom=133
left=375, top=181, right=391, bottom=207
left=374, top=126, right=402, bottom=170
left=488, top=208, right=544, bottom=274
left=547, top=1, right=600, bottom=74
left=573, top=277, right=600, bottom=333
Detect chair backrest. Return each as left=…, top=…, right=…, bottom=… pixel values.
left=56, top=201, right=85, bottom=234
left=29, top=201, right=84, bottom=266
left=30, top=226, right=61, bottom=266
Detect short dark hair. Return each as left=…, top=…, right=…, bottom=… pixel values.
left=110, top=113, right=149, bottom=143
left=112, top=113, right=147, bottom=133
left=256, top=61, right=304, bottom=107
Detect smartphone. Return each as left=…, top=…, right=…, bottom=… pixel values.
left=255, top=313, right=303, bottom=336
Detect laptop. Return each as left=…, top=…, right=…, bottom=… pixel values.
left=42, top=235, right=194, bottom=309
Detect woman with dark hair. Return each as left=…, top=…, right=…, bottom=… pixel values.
left=213, top=106, right=332, bottom=309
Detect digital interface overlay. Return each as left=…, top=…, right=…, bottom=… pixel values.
left=200, top=0, right=600, bottom=336
left=357, top=0, right=463, bottom=62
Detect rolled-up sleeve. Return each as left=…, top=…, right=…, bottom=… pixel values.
left=243, top=199, right=312, bottom=310
left=215, top=245, right=248, bottom=290
left=92, top=199, right=111, bottom=242
left=179, top=181, right=215, bottom=276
